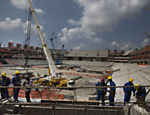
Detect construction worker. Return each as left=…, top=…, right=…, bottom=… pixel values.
left=108, top=76, right=116, bottom=106
left=23, top=76, right=32, bottom=102
left=135, top=84, right=146, bottom=103
left=12, top=71, right=21, bottom=101
left=1, top=73, right=10, bottom=99
left=96, top=78, right=107, bottom=105
left=123, top=78, right=136, bottom=103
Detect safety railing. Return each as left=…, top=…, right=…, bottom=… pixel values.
left=0, top=85, right=149, bottom=102
left=0, top=85, right=149, bottom=115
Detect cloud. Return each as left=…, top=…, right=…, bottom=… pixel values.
left=121, top=42, right=136, bottom=50
left=58, top=27, right=94, bottom=43
left=111, top=41, right=136, bottom=50
left=0, top=17, right=23, bottom=30
left=92, top=37, right=102, bottom=43
left=59, top=0, right=148, bottom=49
left=68, top=19, right=80, bottom=26
left=74, top=0, right=149, bottom=32
left=73, top=43, right=85, bottom=49
left=10, top=0, right=44, bottom=14
left=34, top=8, right=44, bottom=14
left=0, top=17, right=43, bottom=35
left=10, top=0, right=26, bottom=9
left=111, top=41, right=120, bottom=48
left=141, top=38, right=149, bottom=47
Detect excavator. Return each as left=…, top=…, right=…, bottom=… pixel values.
left=27, top=0, right=75, bottom=88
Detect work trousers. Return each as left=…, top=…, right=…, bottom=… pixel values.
left=124, top=92, right=131, bottom=103
left=96, top=92, right=105, bottom=105
left=25, top=90, right=31, bottom=102
left=14, top=88, right=20, bottom=101
left=1, top=88, right=9, bottom=99
left=109, top=93, right=114, bottom=106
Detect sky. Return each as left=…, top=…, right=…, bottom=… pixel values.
left=0, top=0, right=150, bottom=50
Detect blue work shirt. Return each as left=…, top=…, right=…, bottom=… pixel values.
left=96, top=81, right=107, bottom=93
left=12, top=76, right=21, bottom=86
left=136, top=86, right=146, bottom=97
left=109, top=81, right=116, bottom=92
left=1, top=77, right=10, bottom=86
left=123, top=82, right=135, bottom=94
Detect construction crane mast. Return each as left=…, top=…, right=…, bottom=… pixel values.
left=60, top=44, right=64, bottom=61
left=27, top=0, right=57, bottom=77
left=24, top=8, right=32, bottom=67
left=48, top=32, right=57, bottom=50
left=48, top=32, right=57, bottom=59
left=48, top=32, right=63, bottom=65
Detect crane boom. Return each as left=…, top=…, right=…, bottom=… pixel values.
left=24, top=8, right=32, bottom=67
left=26, top=8, right=32, bottom=46
left=27, top=0, right=57, bottom=77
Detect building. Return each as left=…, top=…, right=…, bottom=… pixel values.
left=108, top=49, right=132, bottom=63
left=65, top=49, right=108, bottom=61
left=129, top=45, right=150, bottom=64
left=0, top=42, right=45, bottom=59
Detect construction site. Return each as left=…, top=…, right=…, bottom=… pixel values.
left=0, top=0, right=150, bottom=115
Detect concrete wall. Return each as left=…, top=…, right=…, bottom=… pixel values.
left=1, top=104, right=150, bottom=115
left=17, top=107, right=125, bottom=115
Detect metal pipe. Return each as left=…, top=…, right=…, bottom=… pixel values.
left=0, top=101, right=149, bottom=106
left=0, top=85, right=150, bottom=89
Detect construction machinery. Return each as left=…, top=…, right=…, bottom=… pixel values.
left=27, top=0, right=75, bottom=88
left=24, top=8, right=32, bottom=67
left=48, top=32, right=63, bottom=65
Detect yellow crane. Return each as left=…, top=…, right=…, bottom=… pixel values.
left=27, top=0, right=74, bottom=87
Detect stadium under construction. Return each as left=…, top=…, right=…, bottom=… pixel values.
left=0, top=0, right=150, bottom=115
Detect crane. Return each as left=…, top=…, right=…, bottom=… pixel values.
left=24, top=8, right=32, bottom=67
left=27, top=0, right=75, bottom=88
left=60, top=44, right=65, bottom=60
left=48, top=32, right=57, bottom=50
left=27, top=0, right=56, bottom=77
left=48, top=32, right=63, bottom=65
left=48, top=32, right=57, bottom=60
left=55, top=44, right=64, bottom=65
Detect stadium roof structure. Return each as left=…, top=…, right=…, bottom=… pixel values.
left=67, top=50, right=108, bottom=58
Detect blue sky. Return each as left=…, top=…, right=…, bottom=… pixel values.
left=0, top=0, right=150, bottom=50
